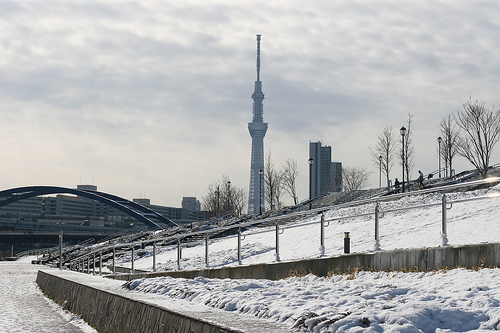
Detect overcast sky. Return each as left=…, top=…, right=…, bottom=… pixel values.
left=2, top=0, right=500, bottom=208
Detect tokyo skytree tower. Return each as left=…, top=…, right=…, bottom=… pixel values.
left=248, top=35, right=268, bottom=214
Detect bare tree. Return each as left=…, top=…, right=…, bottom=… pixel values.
left=281, top=158, right=300, bottom=205
left=370, top=126, right=397, bottom=187
left=455, top=98, right=500, bottom=178
left=439, top=114, right=460, bottom=177
left=342, top=166, right=370, bottom=191
left=202, top=175, right=246, bottom=217
left=264, top=152, right=282, bottom=210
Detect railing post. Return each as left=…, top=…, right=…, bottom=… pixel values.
left=237, top=228, right=242, bottom=265
left=112, top=247, right=116, bottom=274
left=99, top=252, right=102, bottom=275
left=441, top=193, right=449, bottom=246
left=374, top=203, right=381, bottom=251
left=275, top=224, right=280, bottom=262
left=319, top=213, right=325, bottom=257
left=131, top=246, right=135, bottom=274
left=92, top=254, right=96, bottom=275
left=59, top=231, right=63, bottom=270
left=87, top=257, right=90, bottom=274
left=177, top=240, right=181, bottom=270
left=153, top=242, right=156, bottom=272
left=205, top=235, right=209, bottom=268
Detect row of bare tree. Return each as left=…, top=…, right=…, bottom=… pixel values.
left=202, top=154, right=373, bottom=217
left=371, top=98, right=500, bottom=187
left=201, top=154, right=300, bottom=217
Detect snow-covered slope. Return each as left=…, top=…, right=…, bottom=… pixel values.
left=117, top=184, right=500, bottom=272
left=115, top=184, right=500, bottom=332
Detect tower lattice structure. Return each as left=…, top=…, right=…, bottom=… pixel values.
left=248, top=35, right=268, bottom=214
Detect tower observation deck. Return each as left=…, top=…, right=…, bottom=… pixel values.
left=248, top=35, right=268, bottom=214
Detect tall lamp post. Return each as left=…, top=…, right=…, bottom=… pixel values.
left=378, top=155, right=382, bottom=188
left=226, top=181, right=231, bottom=214
left=215, top=186, right=220, bottom=216
left=437, top=137, right=442, bottom=178
left=308, top=157, right=313, bottom=210
left=400, top=126, right=407, bottom=193
left=259, top=169, right=263, bottom=214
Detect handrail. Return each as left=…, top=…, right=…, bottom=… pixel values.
left=65, top=177, right=500, bottom=267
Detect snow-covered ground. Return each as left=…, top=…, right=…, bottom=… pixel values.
left=110, top=184, right=500, bottom=332
left=126, top=268, right=500, bottom=332
left=0, top=256, right=96, bottom=333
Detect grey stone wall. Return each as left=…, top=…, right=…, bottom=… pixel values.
left=36, top=270, right=242, bottom=333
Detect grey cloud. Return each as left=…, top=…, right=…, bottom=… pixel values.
left=2, top=0, right=500, bottom=206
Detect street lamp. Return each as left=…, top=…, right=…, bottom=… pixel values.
left=259, top=169, right=264, bottom=214
left=378, top=155, right=382, bottom=188
left=215, top=186, right=220, bottom=216
left=400, top=126, right=407, bottom=193
left=437, top=137, right=442, bottom=178
left=308, top=157, right=314, bottom=209
left=226, top=181, right=231, bottom=214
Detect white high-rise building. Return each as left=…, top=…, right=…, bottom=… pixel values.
left=248, top=35, right=268, bottom=214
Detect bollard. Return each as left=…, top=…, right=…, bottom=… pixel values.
left=344, top=232, right=350, bottom=254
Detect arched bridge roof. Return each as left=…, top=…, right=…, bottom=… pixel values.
left=0, top=186, right=178, bottom=229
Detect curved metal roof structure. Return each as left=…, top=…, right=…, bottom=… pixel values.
left=0, top=186, right=178, bottom=229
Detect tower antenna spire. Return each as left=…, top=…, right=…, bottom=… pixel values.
left=256, top=34, right=261, bottom=82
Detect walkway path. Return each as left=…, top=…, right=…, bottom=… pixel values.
left=0, top=257, right=93, bottom=333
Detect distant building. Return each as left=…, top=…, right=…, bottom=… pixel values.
left=132, top=196, right=205, bottom=224
left=76, top=184, right=98, bottom=191
left=182, top=197, right=200, bottom=211
left=309, top=141, right=342, bottom=198
left=0, top=185, right=206, bottom=225
left=0, top=197, right=43, bottom=218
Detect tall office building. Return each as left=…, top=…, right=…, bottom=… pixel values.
left=248, top=35, right=268, bottom=214
left=309, top=141, right=342, bottom=198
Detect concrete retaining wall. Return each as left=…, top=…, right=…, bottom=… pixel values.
left=36, top=244, right=499, bottom=332
left=36, top=270, right=242, bottom=333
left=106, top=243, right=500, bottom=281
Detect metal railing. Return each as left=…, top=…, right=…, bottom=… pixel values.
left=67, top=177, right=500, bottom=274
